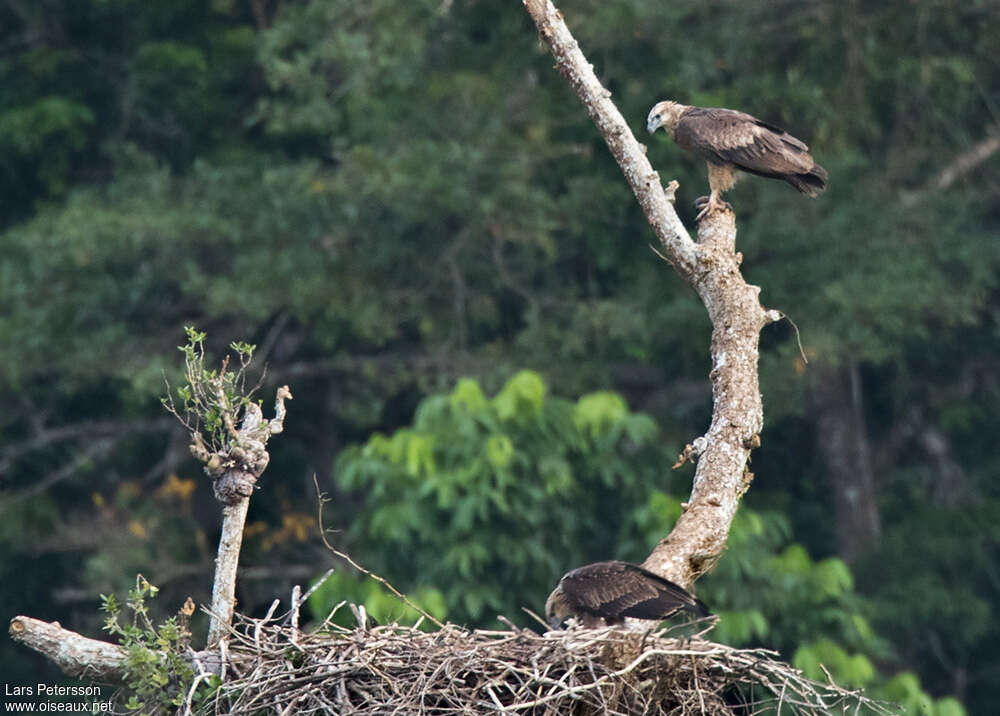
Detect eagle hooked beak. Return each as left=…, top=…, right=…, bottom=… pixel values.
left=547, top=615, right=564, bottom=630
left=646, top=113, right=662, bottom=134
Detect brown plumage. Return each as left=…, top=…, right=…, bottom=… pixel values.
left=545, top=560, right=710, bottom=629
left=646, top=100, right=827, bottom=219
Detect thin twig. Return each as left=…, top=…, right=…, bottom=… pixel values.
left=312, top=474, right=445, bottom=628
left=776, top=309, right=809, bottom=365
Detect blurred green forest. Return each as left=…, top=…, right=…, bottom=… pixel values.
left=0, top=0, right=997, bottom=712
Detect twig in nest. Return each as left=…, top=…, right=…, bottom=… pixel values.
left=312, top=475, right=445, bottom=628
left=199, top=615, right=893, bottom=715
left=520, top=607, right=550, bottom=632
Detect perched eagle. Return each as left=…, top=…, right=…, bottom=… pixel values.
left=545, top=560, right=710, bottom=629
left=646, top=100, right=827, bottom=219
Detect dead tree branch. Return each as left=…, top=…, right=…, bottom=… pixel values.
left=523, top=0, right=697, bottom=279
left=8, top=617, right=127, bottom=681
left=523, top=0, right=780, bottom=588
left=932, top=131, right=1000, bottom=191
left=902, top=130, right=1000, bottom=205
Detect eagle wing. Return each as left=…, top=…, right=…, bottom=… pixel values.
left=559, top=561, right=709, bottom=621
left=674, top=107, right=816, bottom=178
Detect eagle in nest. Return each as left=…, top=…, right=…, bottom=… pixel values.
left=545, top=560, right=711, bottom=629
left=646, top=100, right=827, bottom=219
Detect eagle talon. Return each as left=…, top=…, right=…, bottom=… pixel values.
left=693, top=195, right=733, bottom=221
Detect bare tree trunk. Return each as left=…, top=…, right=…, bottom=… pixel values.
left=523, top=0, right=779, bottom=589
left=206, top=497, right=252, bottom=646
left=810, top=360, right=881, bottom=563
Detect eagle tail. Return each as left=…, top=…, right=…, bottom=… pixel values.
left=688, top=596, right=712, bottom=619
left=785, top=163, right=828, bottom=197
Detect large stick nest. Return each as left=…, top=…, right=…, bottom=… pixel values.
left=198, top=606, right=890, bottom=715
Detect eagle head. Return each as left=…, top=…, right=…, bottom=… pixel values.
left=647, top=100, right=688, bottom=137
left=544, top=584, right=570, bottom=630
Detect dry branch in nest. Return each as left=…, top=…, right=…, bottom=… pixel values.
left=201, top=607, right=889, bottom=715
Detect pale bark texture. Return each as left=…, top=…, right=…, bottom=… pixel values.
left=206, top=498, right=252, bottom=646
left=8, top=617, right=126, bottom=681
left=521, top=0, right=697, bottom=278
left=200, top=385, right=292, bottom=646
left=642, top=215, right=773, bottom=584
left=523, top=0, right=779, bottom=589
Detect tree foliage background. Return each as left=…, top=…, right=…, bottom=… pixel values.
left=0, top=1, right=996, bottom=713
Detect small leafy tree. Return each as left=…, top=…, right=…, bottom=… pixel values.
left=101, top=576, right=214, bottom=713
left=163, top=326, right=261, bottom=465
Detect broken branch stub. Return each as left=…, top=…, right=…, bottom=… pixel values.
left=193, top=385, right=293, bottom=505
left=8, top=617, right=127, bottom=681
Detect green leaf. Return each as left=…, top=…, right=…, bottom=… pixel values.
left=933, top=697, right=967, bottom=716
left=484, top=434, right=514, bottom=468
left=450, top=378, right=488, bottom=412
left=713, top=609, right=770, bottom=645
left=493, top=370, right=546, bottom=421
left=813, top=558, right=854, bottom=595
left=573, top=391, right=628, bottom=438
left=793, top=639, right=874, bottom=687
left=772, top=544, right=812, bottom=574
